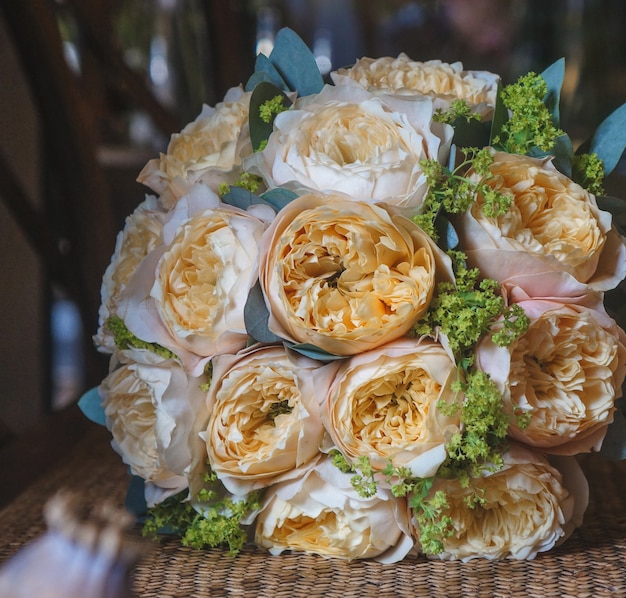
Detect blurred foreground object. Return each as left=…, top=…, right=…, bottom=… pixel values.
left=0, top=492, right=144, bottom=597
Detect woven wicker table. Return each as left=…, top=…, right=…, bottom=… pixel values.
left=1, top=412, right=625, bottom=598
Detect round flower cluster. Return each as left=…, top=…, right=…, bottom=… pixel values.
left=91, top=29, right=626, bottom=563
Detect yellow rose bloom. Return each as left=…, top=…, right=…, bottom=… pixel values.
left=95, top=196, right=164, bottom=352
left=255, top=456, right=414, bottom=562
left=457, top=151, right=626, bottom=292
left=419, top=445, right=587, bottom=561
left=138, top=86, right=252, bottom=208
left=333, top=55, right=498, bottom=117
left=312, top=337, right=461, bottom=477
left=479, top=299, right=626, bottom=455
left=245, top=83, right=452, bottom=210
left=200, top=344, right=324, bottom=495
left=258, top=193, right=453, bottom=355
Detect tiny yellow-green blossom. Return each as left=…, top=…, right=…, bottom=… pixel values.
left=218, top=172, right=264, bottom=198
left=433, top=99, right=481, bottom=124
left=415, top=148, right=510, bottom=241
left=492, top=72, right=564, bottom=154
left=572, top=152, right=605, bottom=195
left=143, top=466, right=262, bottom=556
left=259, top=95, right=288, bottom=124
left=106, top=316, right=177, bottom=360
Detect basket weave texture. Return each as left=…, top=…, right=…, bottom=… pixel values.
left=1, top=422, right=625, bottom=598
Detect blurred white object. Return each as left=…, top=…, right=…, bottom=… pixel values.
left=0, top=492, right=143, bottom=597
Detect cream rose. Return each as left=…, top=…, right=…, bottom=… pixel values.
left=197, top=344, right=324, bottom=495
left=332, top=55, right=499, bottom=118
left=254, top=456, right=414, bottom=562
left=309, top=337, right=461, bottom=477
left=99, top=348, right=206, bottom=506
left=117, top=184, right=274, bottom=376
left=477, top=299, right=626, bottom=455
left=456, top=151, right=626, bottom=292
left=245, top=83, right=452, bottom=210
left=417, top=444, right=588, bottom=561
left=94, top=195, right=165, bottom=353
left=258, top=193, right=454, bottom=355
left=138, top=86, right=252, bottom=209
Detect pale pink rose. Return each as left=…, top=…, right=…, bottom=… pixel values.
left=254, top=455, right=414, bottom=562
left=417, top=443, right=588, bottom=561
left=196, top=344, right=325, bottom=495
left=117, top=184, right=274, bottom=376
left=455, top=151, right=626, bottom=293
left=94, top=195, right=166, bottom=353
left=138, top=86, right=253, bottom=209
left=245, top=83, right=452, bottom=211
left=99, top=348, right=206, bottom=506
left=306, top=337, right=461, bottom=478
left=477, top=299, right=626, bottom=455
left=332, top=55, right=499, bottom=118
left=257, top=193, right=454, bottom=355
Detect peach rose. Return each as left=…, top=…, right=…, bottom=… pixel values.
left=245, top=83, right=452, bottom=211
left=332, top=55, right=498, bottom=118
left=99, top=348, right=206, bottom=506
left=138, top=86, right=252, bottom=209
left=416, top=444, right=588, bottom=561
left=258, top=193, right=454, bottom=355
left=308, top=337, right=461, bottom=477
left=117, top=184, right=274, bottom=376
left=94, top=195, right=165, bottom=353
left=455, top=151, right=626, bottom=293
left=477, top=299, right=626, bottom=455
left=254, top=456, right=414, bottom=562
left=197, top=344, right=324, bottom=495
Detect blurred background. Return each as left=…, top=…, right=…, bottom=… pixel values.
left=1, top=0, right=626, bottom=445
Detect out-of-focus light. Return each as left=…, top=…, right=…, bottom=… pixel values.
left=313, top=29, right=332, bottom=76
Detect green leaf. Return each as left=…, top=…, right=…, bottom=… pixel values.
left=451, top=118, right=490, bottom=149
left=260, top=187, right=298, bottom=211
left=489, top=83, right=509, bottom=147
left=597, top=194, right=626, bottom=236
left=528, top=134, right=574, bottom=177
left=578, top=102, right=626, bottom=176
left=599, top=405, right=626, bottom=460
left=125, top=475, right=148, bottom=518
left=245, top=53, right=287, bottom=92
left=244, top=282, right=283, bottom=343
left=286, top=342, right=346, bottom=362
left=434, top=214, right=459, bottom=252
left=77, top=387, right=106, bottom=427
left=221, top=186, right=262, bottom=211
left=541, top=58, right=565, bottom=126
left=249, top=81, right=291, bottom=151
left=269, top=28, right=324, bottom=96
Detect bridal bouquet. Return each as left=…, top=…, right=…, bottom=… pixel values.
left=80, top=29, right=626, bottom=562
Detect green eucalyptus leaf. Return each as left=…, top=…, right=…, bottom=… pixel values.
left=126, top=475, right=148, bottom=518
left=78, top=387, right=106, bottom=427
left=525, top=133, right=573, bottom=177
left=541, top=57, right=565, bottom=126
left=435, top=214, right=459, bottom=252
left=245, top=53, right=288, bottom=92
left=489, top=83, right=509, bottom=148
left=244, top=282, right=283, bottom=344
left=577, top=102, right=626, bottom=176
left=597, top=194, right=626, bottom=236
left=221, top=186, right=263, bottom=211
left=286, top=342, right=345, bottom=362
left=260, top=187, right=298, bottom=211
left=249, top=81, right=291, bottom=151
left=450, top=117, right=491, bottom=149
left=269, top=28, right=324, bottom=96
